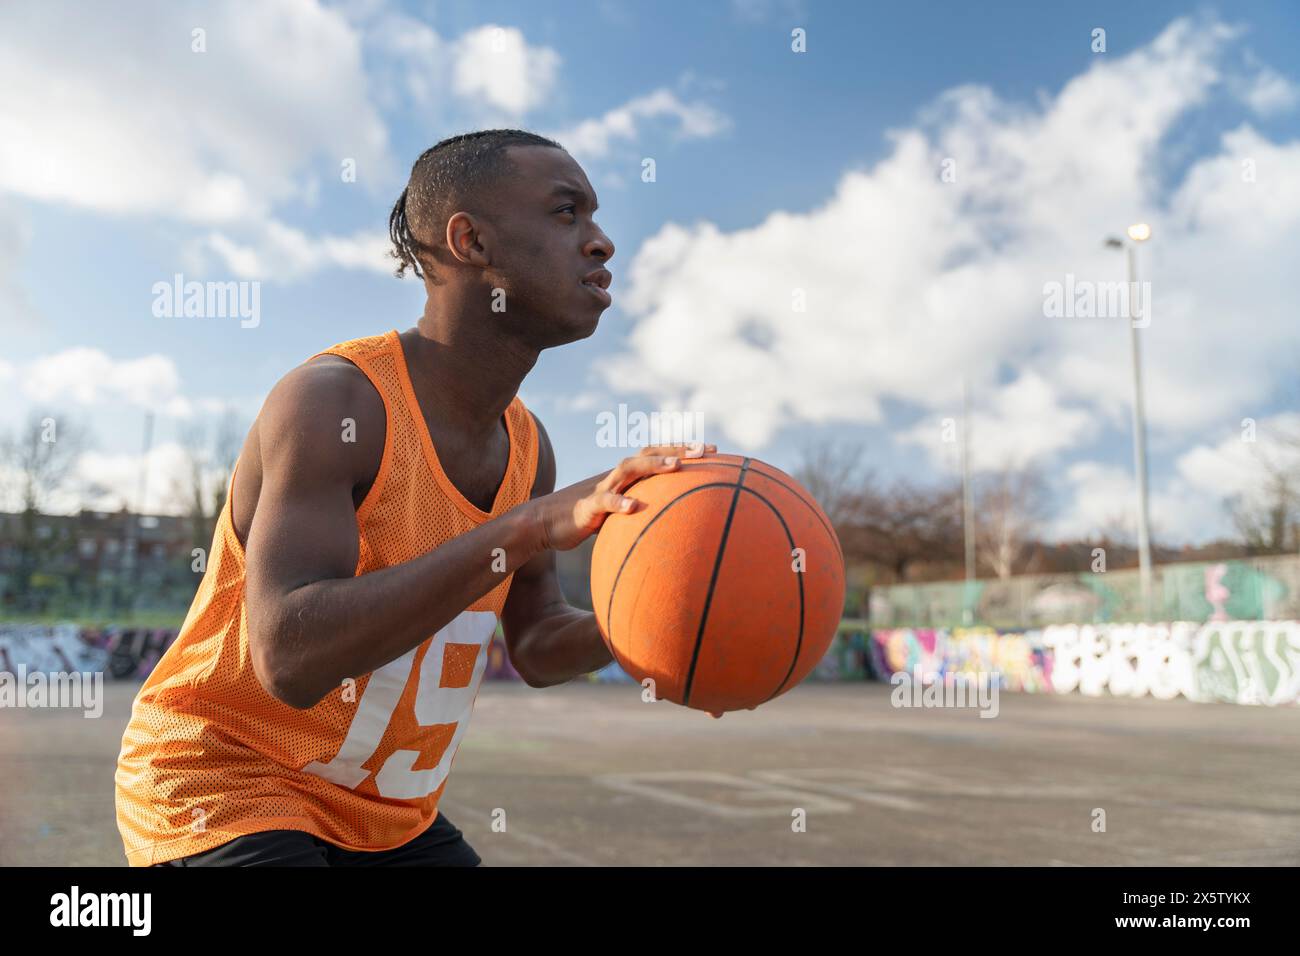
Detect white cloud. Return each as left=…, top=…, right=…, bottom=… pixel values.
left=1239, top=64, right=1299, bottom=116
left=202, top=220, right=393, bottom=280
left=1050, top=461, right=1223, bottom=545
left=1169, top=126, right=1300, bottom=238
left=14, top=349, right=190, bottom=417
left=1051, top=462, right=1138, bottom=540
left=363, top=9, right=448, bottom=110
left=0, top=349, right=247, bottom=513
left=900, top=371, right=1099, bottom=471
left=552, top=88, right=730, bottom=161
left=2, top=331, right=267, bottom=420
left=0, top=0, right=391, bottom=223
left=602, top=17, right=1300, bottom=544
left=452, top=25, right=561, bottom=117
left=350, top=12, right=568, bottom=121
left=1176, top=412, right=1300, bottom=504
left=1050, top=413, right=1300, bottom=543
left=0, top=2, right=723, bottom=287
left=0, top=200, right=34, bottom=328
left=72, top=443, right=195, bottom=514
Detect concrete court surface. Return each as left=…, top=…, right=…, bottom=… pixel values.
left=2, top=679, right=1297, bottom=866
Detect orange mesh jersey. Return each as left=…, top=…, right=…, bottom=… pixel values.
left=115, top=330, right=539, bottom=866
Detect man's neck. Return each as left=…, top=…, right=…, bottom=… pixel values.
left=404, top=297, right=539, bottom=438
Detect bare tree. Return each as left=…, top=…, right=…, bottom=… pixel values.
left=849, top=478, right=964, bottom=582
left=975, top=465, right=1049, bottom=579
left=1226, top=429, right=1300, bottom=555
left=211, top=411, right=243, bottom=511
left=1, top=412, right=85, bottom=513
left=793, top=439, right=869, bottom=528
left=168, top=410, right=245, bottom=548
left=0, top=412, right=87, bottom=607
left=1228, top=470, right=1299, bottom=554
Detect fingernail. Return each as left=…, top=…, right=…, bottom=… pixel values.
left=620, top=498, right=633, bottom=510
left=665, top=456, right=678, bottom=466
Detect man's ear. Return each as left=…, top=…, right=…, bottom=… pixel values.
left=446, top=211, right=491, bottom=267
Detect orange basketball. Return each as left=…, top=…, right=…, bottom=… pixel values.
left=590, top=453, right=845, bottom=713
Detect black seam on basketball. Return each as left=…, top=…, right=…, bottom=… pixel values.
left=673, top=460, right=842, bottom=563
left=682, top=458, right=751, bottom=707
left=729, top=486, right=805, bottom=703
left=739, top=464, right=843, bottom=563
left=604, top=482, right=743, bottom=689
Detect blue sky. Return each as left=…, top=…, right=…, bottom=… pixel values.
left=2, top=0, right=1299, bottom=545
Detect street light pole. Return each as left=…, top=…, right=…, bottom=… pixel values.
left=1106, top=225, right=1154, bottom=617
left=961, top=377, right=975, bottom=625
left=1125, top=243, right=1153, bottom=618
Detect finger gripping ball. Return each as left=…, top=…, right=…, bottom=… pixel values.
left=590, top=454, right=845, bottom=713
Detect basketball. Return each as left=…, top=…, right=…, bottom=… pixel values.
left=590, top=453, right=846, bottom=713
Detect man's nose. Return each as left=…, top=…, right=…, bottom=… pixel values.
left=585, top=229, right=614, bottom=263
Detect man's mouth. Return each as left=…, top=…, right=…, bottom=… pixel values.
left=581, top=269, right=613, bottom=306
left=581, top=281, right=612, bottom=306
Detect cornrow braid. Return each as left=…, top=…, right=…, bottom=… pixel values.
left=388, top=186, right=418, bottom=278
left=387, top=129, right=563, bottom=280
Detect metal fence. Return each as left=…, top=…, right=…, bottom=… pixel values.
left=867, top=555, right=1300, bottom=628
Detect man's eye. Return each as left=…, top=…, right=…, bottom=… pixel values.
left=556, top=204, right=577, bottom=219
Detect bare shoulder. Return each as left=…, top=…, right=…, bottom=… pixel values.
left=257, top=356, right=385, bottom=471
left=231, top=354, right=387, bottom=540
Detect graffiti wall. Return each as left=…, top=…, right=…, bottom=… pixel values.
left=4, top=620, right=1296, bottom=705
left=1041, top=623, right=1193, bottom=699
left=812, top=628, right=871, bottom=681
left=865, top=626, right=1054, bottom=693
left=1192, top=621, right=1300, bottom=706
left=0, top=623, right=115, bottom=676
left=866, top=621, right=1300, bottom=706
left=0, top=623, right=526, bottom=683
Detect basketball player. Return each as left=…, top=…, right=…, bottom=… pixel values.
left=115, top=130, right=714, bottom=867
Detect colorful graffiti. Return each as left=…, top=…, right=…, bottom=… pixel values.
left=867, top=627, right=1053, bottom=693
left=1192, top=621, right=1300, bottom=706
left=953, top=627, right=1054, bottom=694
left=4, top=619, right=1296, bottom=705
left=1041, top=623, right=1197, bottom=700
left=866, top=621, right=1300, bottom=706
left=0, top=623, right=523, bottom=683
left=0, top=624, right=112, bottom=676
left=867, top=628, right=945, bottom=679
left=811, top=628, right=871, bottom=681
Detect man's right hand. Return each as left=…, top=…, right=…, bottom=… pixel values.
left=530, top=443, right=716, bottom=552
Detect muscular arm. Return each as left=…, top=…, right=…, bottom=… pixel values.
left=244, top=362, right=545, bottom=709
left=499, top=415, right=612, bottom=687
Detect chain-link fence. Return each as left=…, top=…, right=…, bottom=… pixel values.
left=868, top=555, right=1300, bottom=628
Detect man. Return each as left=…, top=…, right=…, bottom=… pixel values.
left=115, top=129, right=713, bottom=866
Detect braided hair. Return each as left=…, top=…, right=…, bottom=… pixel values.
left=388, top=129, right=563, bottom=280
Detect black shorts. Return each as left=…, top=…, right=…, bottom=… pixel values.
left=153, top=812, right=481, bottom=867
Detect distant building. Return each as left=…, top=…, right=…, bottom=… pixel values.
left=0, top=509, right=199, bottom=615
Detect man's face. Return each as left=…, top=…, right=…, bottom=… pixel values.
left=480, top=146, right=615, bottom=347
